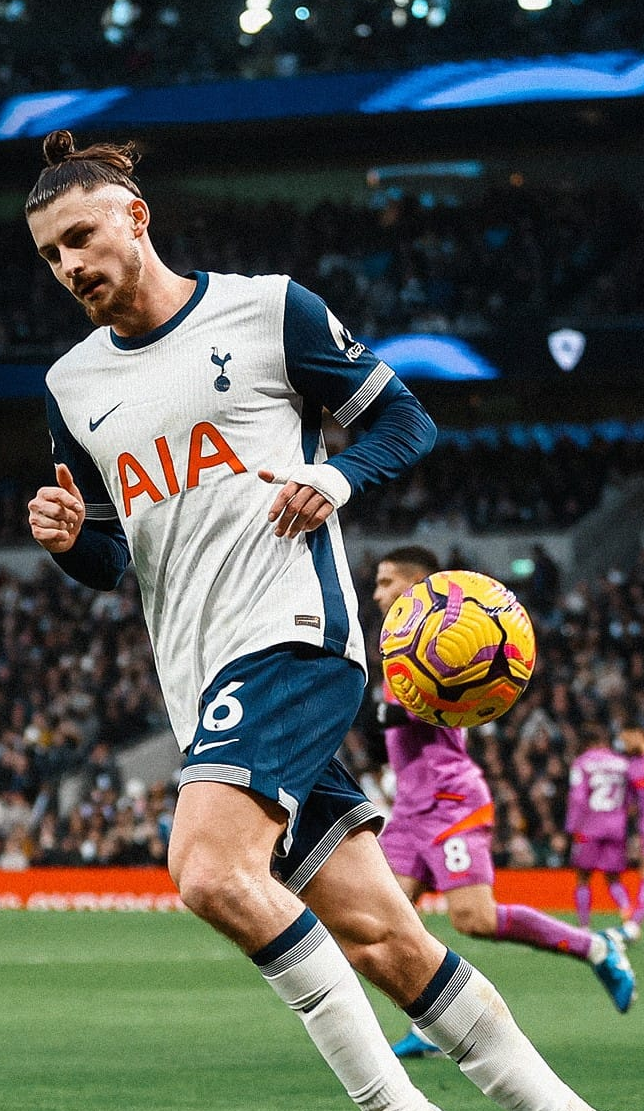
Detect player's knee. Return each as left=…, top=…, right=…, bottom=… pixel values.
left=171, top=850, right=252, bottom=928
left=449, top=904, right=495, bottom=938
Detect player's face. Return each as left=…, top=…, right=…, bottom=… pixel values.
left=374, top=560, right=424, bottom=615
left=28, top=185, right=144, bottom=327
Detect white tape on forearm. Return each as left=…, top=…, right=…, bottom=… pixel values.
left=270, top=464, right=352, bottom=509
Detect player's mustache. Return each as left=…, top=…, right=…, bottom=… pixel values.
left=72, top=274, right=104, bottom=297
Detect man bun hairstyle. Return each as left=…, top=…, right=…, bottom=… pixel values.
left=25, top=129, right=142, bottom=215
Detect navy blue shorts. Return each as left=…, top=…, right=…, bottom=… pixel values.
left=179, top=644, right=383, bottom=890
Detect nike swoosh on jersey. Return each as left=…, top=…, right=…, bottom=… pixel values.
left=89, top=402, right=123, bottom=432
left=192, top=735, right=241, bottom=755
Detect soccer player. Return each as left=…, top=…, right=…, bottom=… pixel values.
left=25, top=128, right=614, bottom=1111
left=372, top=546, right=636, bottom=1059
left=566, top=722, right=633, bottom=929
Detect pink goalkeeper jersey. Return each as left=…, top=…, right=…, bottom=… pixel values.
left=565, top=745, right=630, bottom=843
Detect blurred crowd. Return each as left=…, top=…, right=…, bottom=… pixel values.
left=4, top=184, right=644, bottom=365
left=0, top=0, right=643, bottom=95
left=0, top=561, right=170, bottom=868
left=0, top=539, right=644, bottom=871
left=340, top=425, right=644, bottom=536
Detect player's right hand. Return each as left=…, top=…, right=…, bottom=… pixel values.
left=27, top=463, right=86, bottom=553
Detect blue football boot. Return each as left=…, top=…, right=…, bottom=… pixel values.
left=592, top=929, right=637, bottom=1013
left=392, top=1029, right=443, bottom=1058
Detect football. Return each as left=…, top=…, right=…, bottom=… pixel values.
left=379, top=568, right=536, bottom=728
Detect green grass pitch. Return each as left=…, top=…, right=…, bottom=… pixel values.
left=0, top=908, right=641, bottom=1110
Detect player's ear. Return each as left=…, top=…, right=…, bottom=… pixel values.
left=130, top=197, right=150, bottom=238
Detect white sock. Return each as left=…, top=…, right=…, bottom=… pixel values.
left=588, top=934, right=608, bottom=964
left=414, top=960, right=595, bottom=1111
left=621, top=920, right=641, bottom=942
left=254, top=912, right=442, bottom=1111
left=410, top=1024, right=436, bottom=1045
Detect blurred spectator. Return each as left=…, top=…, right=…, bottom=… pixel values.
left=528, top=544, right=562, bottom=618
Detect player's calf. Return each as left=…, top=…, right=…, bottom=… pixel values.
left=406, top=950, right=598, bottom=1111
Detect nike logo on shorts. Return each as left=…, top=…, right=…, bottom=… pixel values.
left=192, top=735, right=240, bottom=755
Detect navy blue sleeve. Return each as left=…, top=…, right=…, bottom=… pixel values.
left=283, top=280, right=437, bottom=494
left=284, top=280, right=395, bottom=415
left=46, top=385, right=130, bottom=591
left=328, top=376, right=437, bottom=496
left=52, top=523, right=130, bottom=592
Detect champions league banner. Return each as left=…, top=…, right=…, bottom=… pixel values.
left=2, top=50, right=644, bottom=137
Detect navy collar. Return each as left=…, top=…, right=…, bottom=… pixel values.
left=110, top=270, right=209, bottom=350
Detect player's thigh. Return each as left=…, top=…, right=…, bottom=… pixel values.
left=169, top=780, right=286, bottom=882
left=169, top=780, right=312, bottom=953
left=432, top=824, right=495, bottom=893
left=572, top=838, right=628, bottom=873
left=302, top=827, right=421, bottom=942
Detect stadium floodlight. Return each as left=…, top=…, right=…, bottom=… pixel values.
left=239, top=0, right=273, bottom=34
left=106, top=0, right=140, bottom=27
left=427, top=3, right=448, bottom=26
left=101, top=0, right=140, bottom=43
left=239, top=8, right=272, bottom=33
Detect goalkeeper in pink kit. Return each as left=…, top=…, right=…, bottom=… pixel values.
left=565, top=722, right=634, bottom=932
left=372, top=547, right=636, bottom=1059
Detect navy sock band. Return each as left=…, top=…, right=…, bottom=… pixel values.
left=251, top=907, right=318, bottom=967
left=405, top=948, right=463, bottom=1020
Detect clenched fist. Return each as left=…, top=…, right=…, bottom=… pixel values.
left=28, top=463, right=86, bottom=553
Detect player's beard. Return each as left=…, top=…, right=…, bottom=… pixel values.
left=79, top=245, right=143, bottom=327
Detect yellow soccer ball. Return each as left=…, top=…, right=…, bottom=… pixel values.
left=380, top=569, right=536, bottom=728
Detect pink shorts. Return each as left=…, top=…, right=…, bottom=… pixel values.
left=379, top=810, right=495, bottom=892
left=570, top=838, right=628, bottom=874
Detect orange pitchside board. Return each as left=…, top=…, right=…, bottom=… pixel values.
left=0, top=867, right=639, bottom=912
left=0, top=867, right=184, bottom=911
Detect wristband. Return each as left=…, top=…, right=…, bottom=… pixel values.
left=270, top=463, right=352, bottom=509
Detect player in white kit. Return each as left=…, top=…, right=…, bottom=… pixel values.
left=26, top=129, right=613, bottom=1111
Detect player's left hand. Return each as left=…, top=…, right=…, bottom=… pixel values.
left=258, top=468, right=335, bottom=538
